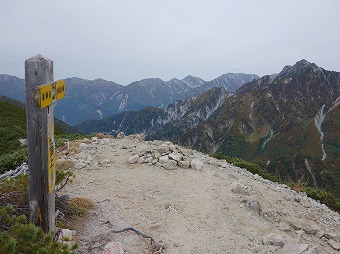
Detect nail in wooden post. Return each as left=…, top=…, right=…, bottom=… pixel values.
left=25, top=54, right=55, bottom=233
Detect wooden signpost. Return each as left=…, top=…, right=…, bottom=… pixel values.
left=25, top=55, right=66, bottom=232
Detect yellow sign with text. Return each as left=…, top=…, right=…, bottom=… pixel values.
left=36, top=80, right=66, bottom=109
left=38, top=84, right=53, bottom=109
left=56, top=80, right=66, bottom=100
left=47, top=137, right=56, bottom=194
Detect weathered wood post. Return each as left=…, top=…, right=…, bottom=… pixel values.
left=25, top=54, right=55, bottom=232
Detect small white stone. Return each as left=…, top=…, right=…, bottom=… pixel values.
left=157, top=144, right=170, bottom=153
left=144, top=157, right=153, bottom=163
left=191, top=158, right=203, bottom=171
left=128, top=154, right=139, bottom=164
left=262, top=233, right=285, bottom=248
left=159, top=155, right=169, bottom=164
left=163, top=160, right=177, bottom=170
left=74, top=162, right=86, bottom=169
left=230, top=182, right=250, bottom=195
left=100, top=159, right=110, bottom=167
left=178, top=161, right=190, bottom=169
left=79, top=143, right=88, bottom=150
left=168, top=152, right=182, bottom=162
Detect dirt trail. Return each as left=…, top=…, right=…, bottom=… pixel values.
left=61, top=137, right=339, bottom=254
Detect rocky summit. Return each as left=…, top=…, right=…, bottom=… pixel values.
left=60, top=134, right=340, bottom=254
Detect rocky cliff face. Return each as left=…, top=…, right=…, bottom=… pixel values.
left=75, top=87, right=229, bottom=139
left=178, top=60, right=340, bottom=195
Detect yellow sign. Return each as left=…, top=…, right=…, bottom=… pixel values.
left=38, top=84, right=53, bottom=108
left=36, top=80, right=66, bottom=108
left=56, top=80, right=66, bottom=100
left=47, top=138, right=56, bottom=194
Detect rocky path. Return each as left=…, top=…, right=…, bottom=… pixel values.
left=60, top=135, right=340, bottom=253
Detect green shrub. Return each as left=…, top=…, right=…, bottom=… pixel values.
left=212, top=153, right=282, bottom=183
left=0, top=205, right=76, bottom=254
left=305, top=187, right=340, bottom=212
left=0, top=149, right=28, bottom=174
left=55, top=140, right=66, bottom=148
left=55, top=133, right=86, bottom=141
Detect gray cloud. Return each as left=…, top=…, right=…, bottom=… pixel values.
left=1, top=0, right=339, bottom=85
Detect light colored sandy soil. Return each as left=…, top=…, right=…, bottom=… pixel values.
left=61, top=137, right=339, bottom=254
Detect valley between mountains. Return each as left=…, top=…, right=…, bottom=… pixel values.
left=60, top=134, right=340, bottom=253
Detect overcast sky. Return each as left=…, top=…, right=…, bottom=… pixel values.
left=1, top=0, right=339, bottom=85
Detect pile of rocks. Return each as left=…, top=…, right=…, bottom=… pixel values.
left=128, top=140, right=204, bottom=171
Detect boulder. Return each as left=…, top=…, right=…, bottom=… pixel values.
left=144, top=157, right=153, bottom=163
left=230, top=182, right=250, bottom=195
left=244, top=196, right=261, bottom=214
left=179, top=147, right=191, bottom=156
left=169, top=144, right=178, bottom=152
left=178, top=161, right=190, bottom=169
left=138, top=157, right=145, bottom=164
left=163, top=160, right=177, bottom=170
left=286, top=218, right=302, bottom=230
left=168, top=152, right=182, bottom=162
left=128, top=154, right=139, bottom=164
left=157, top=144, right=170, bottom=154
left=262, top=233, right=285, bottom=248
left=303, top=224, right=320, bottom=235
left=159, top=155, right=169, bottom=164
left=191, top=158, right=203, bottom=171
left=152, top=150, right=161, bottom=159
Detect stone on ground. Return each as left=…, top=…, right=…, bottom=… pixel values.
left=262, top=233, right=285, bottom=247
left=191, top=158, right=203, bottom=171
left=128, top=154, right=139, bottom=164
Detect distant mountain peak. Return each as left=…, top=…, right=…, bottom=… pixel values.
left=94, top=78, right=107, bottom=82
left=181, top=75, right=206, bottom=88
left=278, top=59, right=321, bottom=79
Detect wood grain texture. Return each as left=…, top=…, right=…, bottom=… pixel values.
left=25, top=54, right=55, bottom=233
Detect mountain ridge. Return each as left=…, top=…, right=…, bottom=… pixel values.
left=0, top=72, right=258, bottom=126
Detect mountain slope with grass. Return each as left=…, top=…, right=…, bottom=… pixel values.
left=0, top=96, right=77, bottom=156
left=178, top=60, right=340, bottom=196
